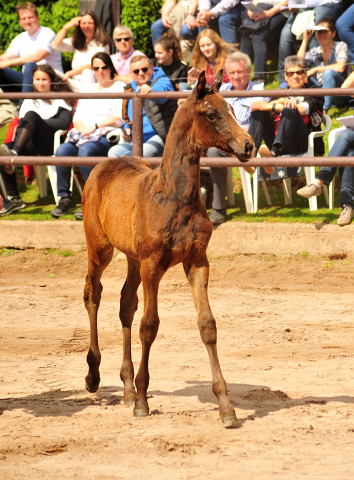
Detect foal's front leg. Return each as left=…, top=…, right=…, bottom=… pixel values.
left=133, top=258, right=164, bottom=417
left=183, top=254, right=237, bottom=427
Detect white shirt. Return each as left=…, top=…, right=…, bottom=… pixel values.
left=19, top=98, right=71, bottom=119
left=73, top=81, right=125, bottom=127
left=52, top=38, right=109, bottom=71
left=7, top=26, right=63, bottom=74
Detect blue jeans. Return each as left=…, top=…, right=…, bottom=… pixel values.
left=194, top=4, right=245, bottom=45
left=317, top=129, right=354, bottom=207
left=0, top=62, right=36, bottom=92
left=55, top=137, right=111, bottom=198
left=277, top=3, right=344, bottom=82
left=336, top=5, right=354, bottom=63
left=309, top=69, right=350, bottom=111
left=108, top=134, right=165, bottom=158
left=151, top=18, right=198, bottom=45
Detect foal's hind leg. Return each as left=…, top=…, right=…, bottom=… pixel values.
left=84, top=242, right=114, bottom=393
left=119, top=256, right=141, bottom=405
left=183, top=254, right=237, bottom=427
left=134, top=258, right=165, bottom=417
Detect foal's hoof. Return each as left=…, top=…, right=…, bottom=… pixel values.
left=220, top=412, right=238, bottom=428
left=134, top=408, right=149, bottom=418
left=85, top=380, right=99, bottom=394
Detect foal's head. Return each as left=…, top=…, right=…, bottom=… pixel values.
left=186, top=70, right=255, bottom=162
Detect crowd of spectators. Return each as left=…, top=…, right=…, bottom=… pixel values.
left=1, top=1, right=354, bottom=226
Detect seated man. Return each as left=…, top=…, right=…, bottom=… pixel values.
left=0, top=2, right=63, bottom=93
left=110, top=25, right=145, bottom=85
left=205, top=51, right=267, bottom=225
left=248, top=55, right=324, bottom=173
left=108, top=55, right=178, bottom=159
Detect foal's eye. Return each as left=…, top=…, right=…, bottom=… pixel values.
left=206, top=113, right=217, bottom=121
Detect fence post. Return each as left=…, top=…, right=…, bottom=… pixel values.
left=132, top=96, right=144, bottom=157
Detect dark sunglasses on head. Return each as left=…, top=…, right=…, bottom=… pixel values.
left=115, top=37, right=131, bottom=42
left=132, top=67, right=149, bottom=75
left=286, top=69, right=305, bottom=77
left=93, top=65, right=109, bottom=71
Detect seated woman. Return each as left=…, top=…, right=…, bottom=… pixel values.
left=297, top=70, right=354, bottom=226
left=51, top=52, right=125, bottom=220
left=152, top=31, right=189, bottom=89
left=187, top=29, right=230, bottom=86
left=248, top=55, right=324, bottom=174
left=0, top=65, right=74, bottom=217
left=297, top=16, right=351, bottom=112
left=240, top=0, right=288, bottom=84
left=52, top=11, right=111, bottom=91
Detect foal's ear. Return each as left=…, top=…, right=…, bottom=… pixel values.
left=195, top=71, right=207, bottom=99
left=211, top=70, right=223, bottom=92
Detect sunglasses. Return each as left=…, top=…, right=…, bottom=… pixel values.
left=132, top=67, right=149, bottom=75
left=286, top=69, right=305, bottom=77
left=115, top=37, right=131, bottom=42
left=93, top=65, right=109, bottom=71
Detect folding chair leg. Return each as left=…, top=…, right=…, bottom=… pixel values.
left=323, top=184, right=329, bottom=207
left=329, top=177, right=335, bottom=210
left=33, top=165, right=47, bottom=198
left=0, top=172, right=8, bottom=198
left=304, top=166, right=317, bottom=211
left=253, top=169, right=258, bottom=213
left=283, top=178, right=292, bottom=205
left=261, top=181, right=272, bottom=206
left=226, top=167, right=235, bottom=206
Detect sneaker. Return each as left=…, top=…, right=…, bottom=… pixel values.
left=210, top=208, right=227, bottom=225
left=0, top=144, right=17, bottom=173
left=337, top=205, right=354, bottom=226
left=297, top=183, right=322, bottom=198
left=74, top=208, right=83, bottom=220
left=0, top=196, right=25, bottom=216
left=50, top=196, right=76, bottom=218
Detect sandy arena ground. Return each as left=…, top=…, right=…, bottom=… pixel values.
left=1, top=242, right=354, bottom=479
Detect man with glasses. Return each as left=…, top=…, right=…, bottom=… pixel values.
left=110, top=25, right=144, bottom=85
left=248, top=55, right=324, bottom=167
left=108, top=55, right=178, bottom=159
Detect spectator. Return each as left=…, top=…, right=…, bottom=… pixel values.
left=0, top=2, right=63, bottom=93
left=152, top=32, right=189, bottom=89
left=205, top=51, right=266, bottom=225
left=0, top=65, right=74, bottom=217
left=51, top=52, right=125, bottom=220
left=336, top=4, right=354, bottom=63
left=110, top=26, right=145, bottom=85
left=108, top=55, right=178, bottom=160
left=239, top=1, right=288, bottom=84
left=297, top=69, right=354, bottom=225
left=188, top=29, right=230, bottom=85
left=297, top=129, right=354, bottom=225
left=151, top=0, right=199, bottom=46
left=298, top=16, right=351, bottom=112
left=196, top=0, right=245, bottom=46
left=248, top=55, right=324, bottom=174
left=278, top=1, right=343, bottom=85
left=52, top=12, right=111, bottom=92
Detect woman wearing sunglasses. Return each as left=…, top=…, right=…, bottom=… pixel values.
left=52, top=11, right=111, bottom=91
left=247, top=55, right=324, bottom=175
left=110, top=25, right=145, bottom=85
left=52, top=52, right=125, bottom=220
left=298, top=16, right=351, bottom=113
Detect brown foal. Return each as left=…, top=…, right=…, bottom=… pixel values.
left=82, top=71, right=255, bottom=426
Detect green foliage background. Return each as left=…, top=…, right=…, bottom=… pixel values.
left=0, top=0, right=163, bottom=62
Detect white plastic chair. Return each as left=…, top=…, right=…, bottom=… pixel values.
left=47, top=129, right=82, bottom=204
left=250, top=113, right=332, bottom=212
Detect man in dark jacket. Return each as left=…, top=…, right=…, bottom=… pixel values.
left=108, top=55, right=178, bottom=158
left=248, top=55, right=324, bottom=173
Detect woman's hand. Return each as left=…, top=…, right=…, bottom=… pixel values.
left=79, top=125, right=96, bottom=137
left=306, top=67, right=317, bottom=78
left=247, top=10, right=266, bottom=22
left=62, top=71, right=73, bottom=81
left=122, top=127, right=132, bottom=142
left=302, top=29, right=313, bottom=43
left=182, top=13, right=198, bottom=29
left=65, top=16, right=82, bottom=30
